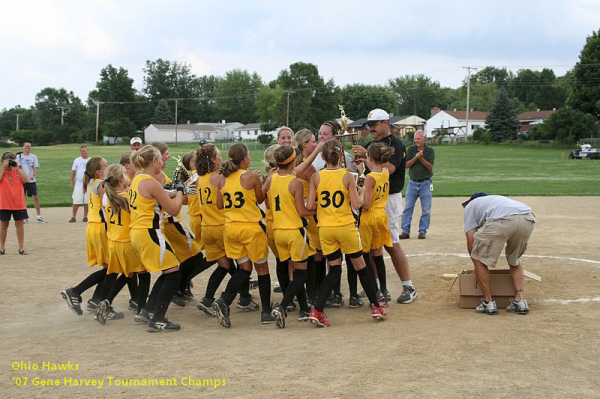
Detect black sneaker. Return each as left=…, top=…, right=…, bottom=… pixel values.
left=212, top=298, right=231, bottom=328
left=261, top=311, right=276, bottom=324
left=273, top=285, right=283, bottom=293
left=381, top=289, right=392, bottom=302
left=183, top=283, right=194, bottom=301
left=95, top=300, right=110, bottom=325
left=286, top=301, right=297, bottom=312
left=197, top=297, right=216, bottom=317
left=147, top=318, right=181, bottom=332
left=86, top=299, right=99, bottom=312
left=249, top=279, right=259, bottom=290
left=325, top=293, right=333, bottom=308
left=171, top=291, right=188, bottom=307
left=236, top=295, right=260, bottom=311
left=134, top=308, right=152, bottom=325
left=271, top=304, right=286, bottom=329
left=128, top=299, right=138, bottom=311
left=106, top=308, right=124, bottom=321
left=348, top=295, right=364, bottom=308
left=332, top=293, right=344, bottom=307
left=61, top=288, right=83, bottom=315
left=397, top=286, right=418, bottom=304
left=297, top=309, right=310, bottom=322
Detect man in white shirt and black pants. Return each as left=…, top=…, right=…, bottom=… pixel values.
left=17, top=142, right=47, bottom=223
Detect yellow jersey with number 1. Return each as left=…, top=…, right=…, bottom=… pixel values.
left=270, top=173, right=302, bottom=230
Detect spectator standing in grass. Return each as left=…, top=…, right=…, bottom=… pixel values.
left=1, top=152, right=30, bottom=255
left=16, top=142, right=47, bottom=223
left=70, top=145, right=90, bottom=223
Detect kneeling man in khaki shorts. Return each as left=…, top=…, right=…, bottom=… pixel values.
left=463, top=193, right=536, bottom=315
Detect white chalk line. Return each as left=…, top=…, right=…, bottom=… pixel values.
left=382, top=253, right=600, bottom=305
left=542, top=297, right=600, bottom=304
left=384, top=253, right=600, bottom=265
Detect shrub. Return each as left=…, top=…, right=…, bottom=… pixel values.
left=257, top=133, right=274, bottom=144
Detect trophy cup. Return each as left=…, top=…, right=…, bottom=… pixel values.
left=164, top=156, right=197, bottom=195
left=336, top=105, right=366, bottom=186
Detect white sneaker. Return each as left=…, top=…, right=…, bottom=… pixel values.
left=37, top=216, right=48, bottom=223
left=506, top=298, right=530, bottom=315
left=475, top=299, right=498, bottom=315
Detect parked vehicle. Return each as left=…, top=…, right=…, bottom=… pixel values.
left=569, top=144, right=600, bottom=159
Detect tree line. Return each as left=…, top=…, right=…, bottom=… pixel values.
left=2, top=30, right=599, bottom=146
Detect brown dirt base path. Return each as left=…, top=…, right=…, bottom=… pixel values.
left=1, top=197, right=599, bottom=398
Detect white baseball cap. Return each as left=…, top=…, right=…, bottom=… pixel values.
left=130, top=137, right=142, bottom=145
left=365, top=109, right=389, bottom=126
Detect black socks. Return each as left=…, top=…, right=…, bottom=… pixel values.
left=315, top=265, right=342, bottom=312
left=357, top=267, right=379, bottom=307
left=205, top=266, right=230, bottom=300
left=258, top=274, right=271, bottom=312
left=73, top=268, right=107, bottom=297
left=137, top=273, right=151, bottom=313
left=373, top=254, right=387, bottom=291
left=151, top=271, right=181, bottom=321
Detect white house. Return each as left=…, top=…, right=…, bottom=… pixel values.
left=426, top=107, right=488, bottom=137
left=144, top=122, right=244, bottom=143
left=233, top=123, right=273, bottom=141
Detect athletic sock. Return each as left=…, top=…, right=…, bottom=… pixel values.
left=146, top=274, right=166, bottom=313
left=106, top=274, right=129, bottom=304
left=373, top=255, right=387, bottom=291
left=137, top=273, right=151, bottom=313
left=228, top=259, right=237, bottom=276
left=221, top=269, right=250, bottom=306
left=151, top=271, right=181, bottom=321
left=73, top=268, right=107, bottom=296
left=402, top=279, right=413, bottom=288
left=99, top=273, right=118, bottom=301
left=357, top=267, right=380, bottom=307
left=258, top=274, right=271, bottom=312
left=276, top=259, right=290, bottom=294
left=127, top=274, right=138, bottom=301
left=363, top=253, right=377, bottom=289
left=305, top=255, right=317, bottom=302
left=281, top=269, right=307, bottom=309
left=239, top=272, right=251, bottom=298
left=205, top=266, right=230, bottom=300
left=316, top=258, right=326, bottom=290
left=347, top=263, right=358, bottom=297
left=315, top=265, right=342, bottom=312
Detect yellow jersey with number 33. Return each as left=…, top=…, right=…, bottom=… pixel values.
left=316, top=168, right=354, bottom=227
left=221, top=169, right=263, bottom=223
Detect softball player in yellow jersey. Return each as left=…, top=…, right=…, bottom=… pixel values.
left=306, top=140, right=386, bottom=327
left=150, top=142, right=207, bottom=307
left=194, top=144, right=241, bottom=315
left=60, top=157, right=110, bottom=317
left=265, top=145, right=316, bottom=328
left=129, top=145, right=184, bottom=333
left=360, top=143, right=396, bottom=305
left=94, top=164, right=144, bottom=324
left=211, top=143, right=273, bottom=328
left=294, top=129, right=327, bottom=305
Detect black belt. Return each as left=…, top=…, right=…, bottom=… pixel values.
left=411, top=178, right=430, bottom=183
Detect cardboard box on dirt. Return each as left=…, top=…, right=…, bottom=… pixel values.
left=458, top=269, right=515, bottom=309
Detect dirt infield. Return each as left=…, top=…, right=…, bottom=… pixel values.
left=2, top=197, right=599, bottom=398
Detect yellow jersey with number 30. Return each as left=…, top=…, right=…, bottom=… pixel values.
left=316, top=168, right=354, bottom=227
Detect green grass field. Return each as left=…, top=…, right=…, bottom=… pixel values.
left=6, top=142, right=600, bottom=207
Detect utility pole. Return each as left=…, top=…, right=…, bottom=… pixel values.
left=284, top=90, right=295, bottom=126
left=463, top=67, right=477, bottom=137
left=174, top=98, right=178, bottom=147
left=16, top=113, right=19, bottom=131
left=95, top=101, right=100, bottom=143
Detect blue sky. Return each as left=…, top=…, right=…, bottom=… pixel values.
left=1, top=0, right=599, bottom=110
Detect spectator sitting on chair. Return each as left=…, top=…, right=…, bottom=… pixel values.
left=69, top=145, right=90, bottom=223
left=17, top=142, right=47, bottom=223
left=0, top=152, right=30, bottom=255
left=400, top=130, right=435, bottom=240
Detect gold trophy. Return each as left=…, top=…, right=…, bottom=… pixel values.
left=164, top=156, right=197, bottom=195
left=336, top=105, right=365, bottom=186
